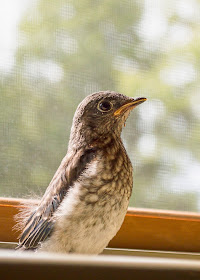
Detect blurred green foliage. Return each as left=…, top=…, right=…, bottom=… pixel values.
left=1, top=0, right=200, bottom=211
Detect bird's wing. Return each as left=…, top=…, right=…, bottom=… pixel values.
left=17, top=147, right=97, bottom=250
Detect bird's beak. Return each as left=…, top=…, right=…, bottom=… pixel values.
left=114, top=97, right=147, bottom=117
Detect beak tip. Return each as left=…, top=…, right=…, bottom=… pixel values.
left=114, top=96, right=147, bottom=116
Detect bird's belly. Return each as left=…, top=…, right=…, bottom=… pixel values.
left=41, top=184, right=129, bottom=254
left=69, top=199, right=129, bottom=254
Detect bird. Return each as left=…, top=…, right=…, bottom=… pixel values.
left=16, top=90, right=146, bottom=254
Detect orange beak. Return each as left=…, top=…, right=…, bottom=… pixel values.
left=114, top=97, right=147, bottom=117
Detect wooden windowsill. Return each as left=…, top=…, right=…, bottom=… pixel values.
left=1, top=249, right=200, bottom=279
left=1, top=197, right=200, bottom=253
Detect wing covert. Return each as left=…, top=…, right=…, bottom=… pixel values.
left=17, top=147, right=97, bottom=250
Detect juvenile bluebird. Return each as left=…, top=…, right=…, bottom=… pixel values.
left=16, top=91, right=146, bottom=254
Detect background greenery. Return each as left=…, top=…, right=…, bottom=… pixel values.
left=1, top=0, right=200, bottom=211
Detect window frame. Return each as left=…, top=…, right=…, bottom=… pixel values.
left=1, top=197, right=200, bottom=252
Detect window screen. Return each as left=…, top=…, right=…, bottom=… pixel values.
left=1, top=0, right=200, bottom=211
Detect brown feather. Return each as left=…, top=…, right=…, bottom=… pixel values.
left=16, top=147, right=97, bottom=250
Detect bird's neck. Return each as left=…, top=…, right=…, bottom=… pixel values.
left=68, top=123, right=122, bottom=152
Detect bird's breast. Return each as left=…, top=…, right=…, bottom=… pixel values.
left=42, top=141, right=133, bottom=254
left=75, top=142, right=133, bottom=217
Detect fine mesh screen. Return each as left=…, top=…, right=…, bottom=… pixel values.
left=1, top=0, right=200, bottom=211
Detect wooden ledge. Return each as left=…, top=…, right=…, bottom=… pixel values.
left=0, top=197, right=200, bottom=252
left=1, top=250, right=200, bottom=279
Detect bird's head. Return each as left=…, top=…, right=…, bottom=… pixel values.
left=69, top=91, right=146, bottom=148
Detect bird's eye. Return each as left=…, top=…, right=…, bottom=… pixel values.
left=97, top=100, right=113, bottom=112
